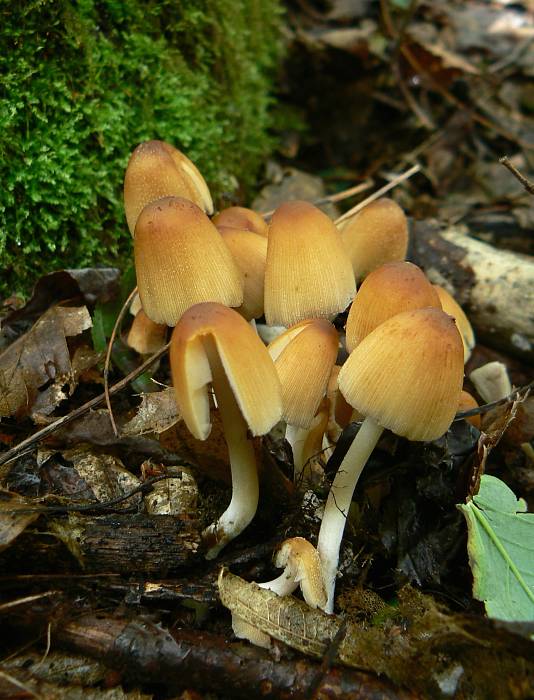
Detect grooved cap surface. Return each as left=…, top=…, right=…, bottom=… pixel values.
left=339, top=198, right=409, bottom=280
left=124, top=140, right=213, bottom=235
left=134, top=197, right=243, bottom=326
left=345, top=261, right=441, bottom=352
left=264, top=201, right=356, bottom=326
left=170, top=303, right=282, bottom=440
left=219, top=228, right=267, bottom=320
left=213, top=206, right=268, bottom=237
left=275, top=537, right=327, bottom=609
left=268, top=319, right=338, bottom=428
left=433, top=285, right=475, bottom=362
left=339, top=308, right=464, bottom=441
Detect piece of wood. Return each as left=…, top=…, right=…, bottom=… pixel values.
left=410, top=221, right=534, bottom=361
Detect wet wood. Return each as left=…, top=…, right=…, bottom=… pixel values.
left=410, top=221, right=534, bottom=361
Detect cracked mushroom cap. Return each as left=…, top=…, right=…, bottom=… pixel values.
left=275, top=537, right=327, bottom=609
left=268, top=319, right=339, bottom=429
left=218, top=228, right=267, bottom=321
left=213, top=206, right=268, bottom=237
left=134, top=197, right=243, bottom=326
left=345, top=261, right=441, bottom=353
left=339, top=198, right=409, bottom=281
left=433, top=285, right=475, bottom=363
left=339, top=307, right=464, bottom=442
left=124, top=140, right=213, bottom=235
left=170, top=302, right=282, bottom=440
left=264, top=201, right=356, bottom=326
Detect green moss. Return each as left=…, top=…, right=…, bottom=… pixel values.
left=0, top=0, right=284, bottom=296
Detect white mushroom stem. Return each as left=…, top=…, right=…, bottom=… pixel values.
left=202, top=339, right=259, bottom=560
left=317, top=416, right=383, bottom=613
left=285, top=403, right=329, bottom=487
left=258, top=566, right=300, bottom=597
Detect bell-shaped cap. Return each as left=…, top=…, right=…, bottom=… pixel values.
left=458, top=390, right=481, bottom=429
left=213, top=206, right=268, bottom=237
left=339, top=308, right=464, bottom=441
left=345, top=261, right=441, bottom=352
left=170, top=303, right=282, bottom=440
left=124, top=140, right=213, bottom=235
left=127, top=309, right=167, bottom=355
left=264, top=201, right=356, bottom=326
left=134, top=197, right=243, bottom=326
left=218, top=228, right=267, bottom=321
left=268, top=319, right=339, bottom=429
left=433, top=285, right=475, bottom=363
left=339, top=198, right=409, bottom=281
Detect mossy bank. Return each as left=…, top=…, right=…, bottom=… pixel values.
left=0, top=0, right=284, bottom=297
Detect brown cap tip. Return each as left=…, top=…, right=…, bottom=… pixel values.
left=213, top=206, right=268, bottom=237
left=124, top=140, right=213, bottom=235
left=264, top=201, right=356, bottom=326
left=433, top=285, right=475, bottom=363
left=339, top=198, right=409, bottom=280
left=339, top=307, right=464, bottom=441
left=134, top=197, right=243, bottom=326
left=345, top=261, right=441, bottom=352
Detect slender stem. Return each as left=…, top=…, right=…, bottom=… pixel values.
left=258, top=568, right=299, bottom=597
left=317, top=416, right=383, bottom=613
left=202, top=338, right=259, bottom=560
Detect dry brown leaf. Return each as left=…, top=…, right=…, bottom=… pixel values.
left=0, top=305, right=92, bottom=418
left=143, top=467, right=198, bottom=516
left=122, top=388, right=181, bottom=436
left=0, top=490, right=40, bottom=552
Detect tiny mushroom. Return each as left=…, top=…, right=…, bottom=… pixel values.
left=127, top=309, right=167, bottom=356
left=318, top=307, right=464, bottom=612
left=134, top=197, right=243, bottom=326
left=264, top=201, right=356, bottom=327
left=458, top=390, right=481, bottom=430
left=433, top=285, right=475, bottom=362
left=170, top=302, right=282, bottom=559
left=213, top=206, right=268, bottom=237
left=339, top=198, right=409, bottom=281
left=124, top=139, right=213, bottom=235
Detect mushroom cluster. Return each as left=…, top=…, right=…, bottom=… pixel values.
left=123, top=139, right=483, bottom=621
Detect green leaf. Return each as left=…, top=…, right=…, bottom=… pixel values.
left=91, top=305, right=108, bottom=353
left=458, top=475, right=534, bottom=622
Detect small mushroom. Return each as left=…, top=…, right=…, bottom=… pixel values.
left=458, top=390, right=481, bottom=429
left=127, top=309, right=167, bottom=355
left=213, top=206, right=268, bottom=237
left=433, top=285, right=475, bottom=362
left=170, top=302, right=282, bottom=558
left=318, top=308, right=464, bottom=612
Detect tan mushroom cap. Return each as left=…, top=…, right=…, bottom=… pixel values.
left=170, top=303, right=282, bottom=440
left=127, top=309, right=167, bottom=355
left=134, top=197, right=243, bottom=326
left=433, top=285, right=475, bottom=363
left=124, top=140, right=213, bottom=235
left=264, top=201, right=356, bottom=326
left=345, top=261, right=441, bottom=353
left=339, top=198, right=409, bottom=281
left=218, top=228, right=267, bottom=320
left=268, top=319, right=339, bottom=429
left=339, top=308, right=464, bottom=442
left=275, top=537, right=327, bottom=609
left=458, top=390, right=481, bottom=429
left=213, top=206, right=268, bottom=237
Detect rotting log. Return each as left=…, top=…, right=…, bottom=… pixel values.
left=55, top=613, right=417, bottom=700
left=410, top=221, right=534, bottom=361
left=50, top=513, right=200, bottom=575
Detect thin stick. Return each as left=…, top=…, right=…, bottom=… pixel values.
left=104, top=286, right=138, bottom=436
left=0, top=342, right=170, bottom=473
left=335, top=164, right=421, bottom=225
left=499, top=156, right=534, bottom=195
left=259, top=179, right=373, bottom=219
left=454, top=380, right=533, bottom=420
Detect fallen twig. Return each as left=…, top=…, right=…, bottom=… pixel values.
left=500, top=156, right=534, bottom=195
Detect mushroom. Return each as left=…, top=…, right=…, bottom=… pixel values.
left=217, top=228, right=267, bottom=321
left=213, top=206, right=268, bottom=237
left=317, top=307, right=464, bottom=612
left=134, top=197, right=243, bottom=326
left=127, top=309, right=167, bottom=355
left=170, top=302, right=282, bottom=558
left=264, top=201, right=356, bottom=326
left=339, top=198, right=409, bottom=281
left=345, top=261, right=441, bottom=353
left=267, top=319, right=339, bottom=485
left=231, top=537, right=327, bottom=648
left=433, top=285, right=475, bottom=362
left=124, top=140, right=213, bottom=235
left=458, top=390, right=481, bottom=429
